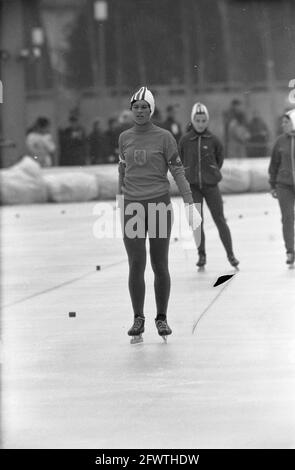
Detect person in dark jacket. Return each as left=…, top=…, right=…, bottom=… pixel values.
left=59, top=115, right=88, bottom=166
left=162, top=105, right=182, bottom=143
left=222, top=98, right=244, bottom=154
left=179, top=102, right=239, bottom=268
left=104, top=117, right=120, bottom=163
left=227, top=110, right=250, bottom=159
left=88, top=117, right=108, bottom=164
left=246, top=111, right=269, bottom=158
left=269, top=109, right=295, bottom=266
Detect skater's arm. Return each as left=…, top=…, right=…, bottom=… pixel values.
left=164, top=132, right=193, bottom=204
left=178, top=136, right=184, bottom=164
left=168, top=155, right=193, bottom=204
left=168, top=156, right=193, bottom=204
left=268, top=139, right=281, bottom=189
left=118, top=134, right=125, bottom=194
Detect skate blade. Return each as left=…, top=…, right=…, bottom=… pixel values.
left=130, top=335, right=143, bottom=344
left=162, top=336, right=167, bottom=343
left=197, top=266, right=205, bottom=272
left=288, top=264, right=295, bottom=270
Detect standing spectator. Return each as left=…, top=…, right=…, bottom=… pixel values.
left=227, top=111, right=250, bottom=159
left=59, top=114, right=88, bottom=166
left=26, top=116, right=55, bottom=167
left=269, top=109, right=295, bottom=266
left=246, top=110, right=269, bottom=158
left=104, top=117, right=120, bottom=163
left=275, top=107, right=294, bottom=137
left=88, top=117, right=108, bottom=164
left=179, top=102, right=239, bottom=269
left=162, top=104, right=182, bottom=143
left=223, top=99, right=244, bottom=153
left=117, top=110, right=134, bottom=133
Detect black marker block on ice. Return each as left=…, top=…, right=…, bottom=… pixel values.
left=69, top=312, right=76, bottom=317
left=213, top=274, right=235, bottom=287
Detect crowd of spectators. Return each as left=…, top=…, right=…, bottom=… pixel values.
left=25, top=99, right=292, bottom=167
left=223, top=99, right=270, bottom=159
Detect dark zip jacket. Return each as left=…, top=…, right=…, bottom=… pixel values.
left=178, top=128, right=223, bottom=188
left=269, top=132, right=295, bottom=189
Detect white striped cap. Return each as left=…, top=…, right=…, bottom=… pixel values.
left=191, top=102, right=209, bottom=123
left=130, top=86, right=155, bottom=116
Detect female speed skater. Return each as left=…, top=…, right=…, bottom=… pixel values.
left=178, top=102, right=239, bottom=269
left=118, top=86, right=201, bottom=342
left=269, top=109, right=295, bottom=266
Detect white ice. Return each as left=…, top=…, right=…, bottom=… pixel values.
left=1, top=193, right=295, bottom=449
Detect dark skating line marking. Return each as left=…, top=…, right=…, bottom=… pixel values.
left=1, top=270, right=95, bottom=309
left=102, top=259, right=127, bottom=270
left=192, top=273, right=237, bottom=334
left=1, top=259, right=127, bottom=309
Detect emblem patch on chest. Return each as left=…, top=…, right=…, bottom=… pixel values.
left=134, top=149, right=147, bottom=166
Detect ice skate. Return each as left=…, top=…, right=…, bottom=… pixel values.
left=286, top=252, right=295, bottom=268
left=228, top=254, right=240, bottom=270
left=128, top=316, right=145, bottom=344
left=155, top=318, right=172, bottom=342
left=196, top=253, right=206, bottom=271
left=130, top=335, right=144, bottom=344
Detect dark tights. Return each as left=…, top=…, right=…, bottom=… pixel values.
left=190, top=184, right=234, bottom=256
left=123, top=194, right=172, bottom=319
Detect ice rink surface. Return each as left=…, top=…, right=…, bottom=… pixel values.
left=1, top=193, right=295, bottom=449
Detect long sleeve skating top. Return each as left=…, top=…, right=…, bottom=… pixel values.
left=118, top=123, right=193, bottom=204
